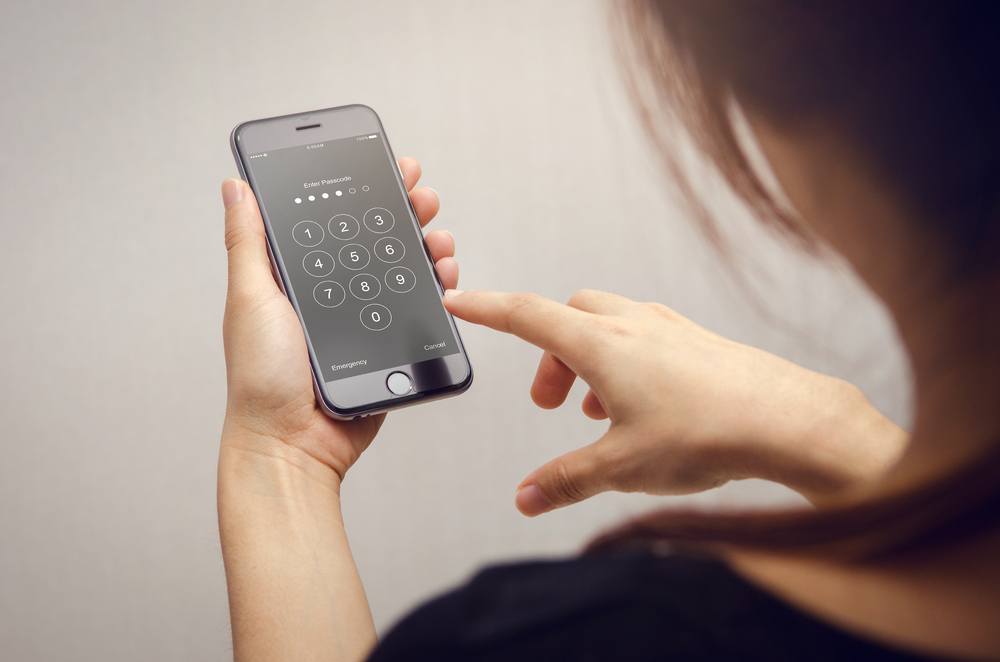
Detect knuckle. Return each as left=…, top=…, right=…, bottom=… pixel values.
left=506, top=292, right=541, bottom=327
left=550, top=459, right=587, bottom=503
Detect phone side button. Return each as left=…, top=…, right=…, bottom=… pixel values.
left=386, top=371, right=413, bottom=396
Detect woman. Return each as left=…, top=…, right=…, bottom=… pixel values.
left=217, top=2, right=1000, bottom=660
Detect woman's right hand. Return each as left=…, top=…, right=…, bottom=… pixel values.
left=444, top=289, right=906, bottom=515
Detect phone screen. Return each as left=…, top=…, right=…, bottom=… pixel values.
left=242, top=132, right=460, bottom=385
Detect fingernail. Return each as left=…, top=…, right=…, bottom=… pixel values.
left=443, top=289, right=464, bottom=300
left=515, top=484, right=552, bottom=517
left=222, top=179, right=245, bottom=209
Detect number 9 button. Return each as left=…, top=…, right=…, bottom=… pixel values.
left=384, top=266, right=415, bottom=293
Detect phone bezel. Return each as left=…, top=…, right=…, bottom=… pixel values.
left=230, top=104, right=472, bottom=419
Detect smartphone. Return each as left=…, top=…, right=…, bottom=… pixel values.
left=230, top=105, right=472, bottom=419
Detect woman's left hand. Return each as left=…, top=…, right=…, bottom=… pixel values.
left=220, top=157, right=457, bottom=482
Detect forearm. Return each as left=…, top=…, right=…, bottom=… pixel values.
left=218, top=427, right=375, bottom=662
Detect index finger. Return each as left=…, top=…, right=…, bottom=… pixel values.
left=444, top=290, right=598, bottom=366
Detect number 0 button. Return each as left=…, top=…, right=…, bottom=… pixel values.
left=292, top=220, right=324, bottom=247
left=338, top=243, right=371, bottom=270
left=374, top=237, right=405, bottom=264
left=313, top=281, right=346, bottom=308
left=363, top=207, right=395, bottom=233
left=360, top=303, right=392, bottom=331
left=349, top=273, right=381, bottom=301
left=303, top=250, right=335, bottom=277
left=328, top=214, right=360, bottom=240
left=384, top=266, right=415, bottom=293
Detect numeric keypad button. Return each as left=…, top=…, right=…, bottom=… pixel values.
left=374, top=237, right=405, bottom=264
left=384, top=266, right=416, bottom=293
left=338, top=243, right=371, bottom=270
left=302, top=250, right=335, bottom=277
left=360, top=303, right=392, bottom=331
left=349, top=273, right=381, bottom=301
left=328, top=214, right=360, bottom=241
left=313, top=280, right=346, bottom=308
left=363, top=207, right=395, bottom=234
left=292, top=220, right=324, bottom=247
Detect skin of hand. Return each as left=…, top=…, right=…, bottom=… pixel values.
left=443, top=289, right=907, bottom=516
left=220, top=157, right=458, bottom=480
left=218, top=158, right=456, bottom=662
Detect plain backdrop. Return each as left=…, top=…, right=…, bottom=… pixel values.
left=0, top=1, right=911, bottom=660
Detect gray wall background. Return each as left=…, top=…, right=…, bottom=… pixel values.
left=0, top=1, right=910, bottom=660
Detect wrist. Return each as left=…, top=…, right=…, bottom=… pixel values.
left=744, top=372, right=906, bottom=505
left=219, top=419, right=344, bottom=500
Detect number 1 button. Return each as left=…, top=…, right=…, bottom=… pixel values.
left=292, top=220, right=324, bottom=247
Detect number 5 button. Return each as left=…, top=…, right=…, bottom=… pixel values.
left=384, top=266, right=415, bottom=293
left=360, top=303, right=392, bottom=331
left=363, top=207, right=395, bottom=233
left=338, top=243, right=371, bottom=270
left=374, top=237, right=405, bottom=264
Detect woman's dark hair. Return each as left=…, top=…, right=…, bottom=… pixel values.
left=590, top=1, right=1000, bottom=559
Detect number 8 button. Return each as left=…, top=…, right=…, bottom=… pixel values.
left=349, top=273, right=381, bottom=301
left=363, top=207, right=395, bottom=234
left=360, top=303, right=392, bottom=331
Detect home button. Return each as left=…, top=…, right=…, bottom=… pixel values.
left=386, top=371, right=413, bottom=396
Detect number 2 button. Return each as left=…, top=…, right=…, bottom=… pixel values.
left=328, top=214, right=360, bottom=240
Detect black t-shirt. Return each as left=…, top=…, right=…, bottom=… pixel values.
left=369, top=553, right=935, bottom=661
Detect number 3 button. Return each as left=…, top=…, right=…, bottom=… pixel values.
left=349, top=273, right=381, bottom=301
left=360, top=303, right=392, bottom=331
left=374, top=237, right=405, bottom=264
left=363, top=207, right=395, bottom=233
left=338, top=243, right=371, bottom=270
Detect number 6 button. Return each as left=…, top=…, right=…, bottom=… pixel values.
left=360, top=303, right=392, bottom=331
left=338, top=243, right=371, bottom=270
left=363, top=207, right=395, bottom=233
left=374, top=237, right=405, bottom=264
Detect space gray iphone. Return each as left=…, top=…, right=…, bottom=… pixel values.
left=231, top=105, right=472, bottom=418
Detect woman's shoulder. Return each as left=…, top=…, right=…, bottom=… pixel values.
left=369, top=551, right=931, bottom=661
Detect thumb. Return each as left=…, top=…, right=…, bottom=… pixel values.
left=515, top=430, right=620, bottom=516
left=222, top=178, right=280, bottom=303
